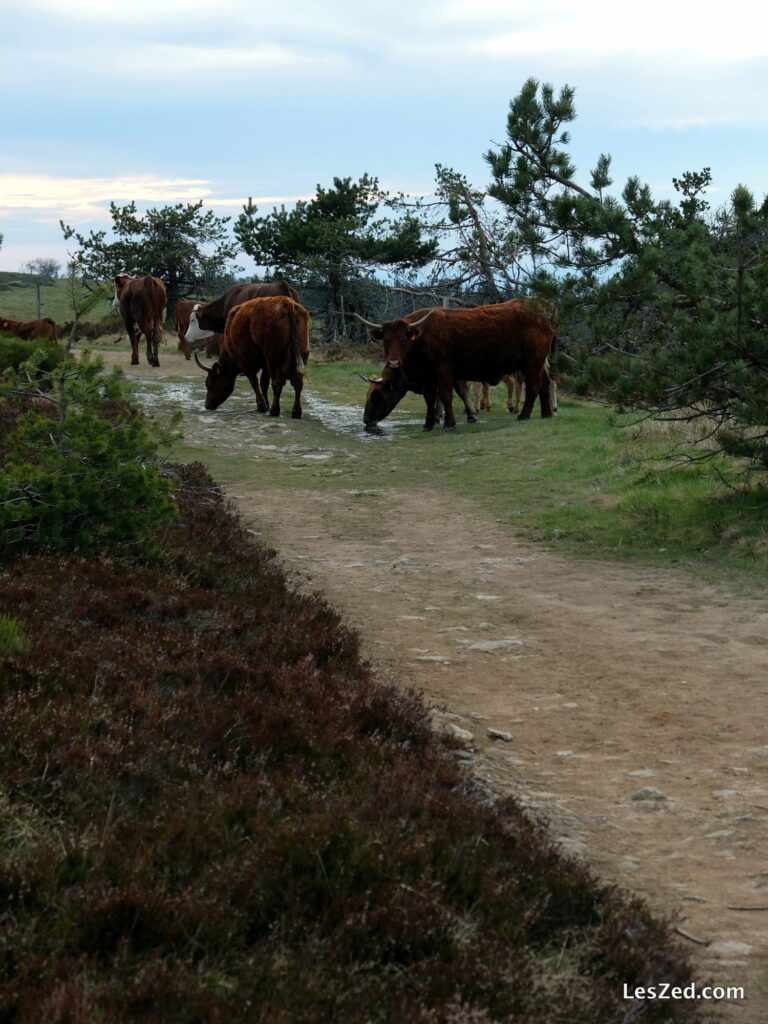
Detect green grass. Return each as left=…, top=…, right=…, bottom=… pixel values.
left=0, top=271, right=114, bottom=323
left=94, top=349, right=768, bottom=590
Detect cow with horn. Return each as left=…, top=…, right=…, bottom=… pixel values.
left=194, top=295, right=310, bottom=418
left=356, top=300, right=556, bottom=431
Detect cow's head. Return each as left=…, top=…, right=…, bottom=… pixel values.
left=194, top=352, right=236, bottom=409
left=113, top=273, right=131, bottom=307
left=0, top=318, right=9, bottom=332
left=361, top=366, right=410, bottom=427
left=185, top=304, right=216, bottom=344
left=354, top=309, right=434, bottom=369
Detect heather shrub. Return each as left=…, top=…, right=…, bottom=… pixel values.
left=0, top=460, right=700, bottom=1023
left=0, top=354, right=178, bottom=557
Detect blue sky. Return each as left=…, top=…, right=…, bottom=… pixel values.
left=2, top=0, right=768, bottom=272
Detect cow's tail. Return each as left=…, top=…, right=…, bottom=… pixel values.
left=287, top=304, right=306, bottom=377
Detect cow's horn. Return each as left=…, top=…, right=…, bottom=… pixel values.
left=408, top=310, right=434, bottom=328
left=194, top=352, right=213, bottom=372
left=356, top=372, right=384, bottom=384
left=353, top=313, right=383, bottom=330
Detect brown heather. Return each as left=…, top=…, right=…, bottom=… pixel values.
left=0, top=456, right=701, bottom=1022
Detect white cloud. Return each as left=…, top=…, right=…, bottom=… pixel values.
left=0, top=174, right=316, bottom=223
left=443, top=0, right=768, bottom=64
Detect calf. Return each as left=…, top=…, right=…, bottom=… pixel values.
left=0, top=316, right=58, bottom=342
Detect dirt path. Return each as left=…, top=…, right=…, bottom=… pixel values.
left=236, top=484, right=768, bottom=1022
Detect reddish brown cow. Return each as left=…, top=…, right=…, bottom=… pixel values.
left=113, top=274, right=167, bottom=367
left=358, top=300, right=556, bottom=430
left=194, top=296, right=310, bottom=419
left=185, top=281, right=299, bottom=347
left=174, top=300, right=223, bottom=360
left=0, top=316, right=59, bottom=342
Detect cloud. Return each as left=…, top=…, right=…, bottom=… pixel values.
left=441, top=0, right=768, bottom=64
left=0, top=174, right=317, bottom=224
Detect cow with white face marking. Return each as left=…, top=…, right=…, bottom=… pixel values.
left=185, top=281, right=299, bottom=349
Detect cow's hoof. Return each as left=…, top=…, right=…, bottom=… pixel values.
left=292, top=409, right=302, bottom=419
left=516, top=414, right=530, bottom=422
left=441, top=424, right=456, bottom=432
left=269, top=409, right=280, bottom=417
left=131, top=358, right=139, bottom=365
left=466, top=414, right=477, bottom=424
left=256, top=404, right=268, bottom=414
left=422, top=423, right=435, bottom=432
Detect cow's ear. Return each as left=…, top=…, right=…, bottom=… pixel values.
left=406, top=326, right=422, bottom=342
left=213, top=362, right=221, bottom=375
left=369, top=327, right=384, bottom=341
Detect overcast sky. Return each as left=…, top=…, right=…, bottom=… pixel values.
left=2, top=0, right=768, bottom=272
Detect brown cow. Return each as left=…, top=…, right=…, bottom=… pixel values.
left=0, top=316, right=58, bottom=342
left=184, top=281, right=299, bottom=348
left=194, top=296, right=310, bottom=418
left=113, top=274, right=166, bottom=367
left=358, top=300, right=556, bottom=430
left=174, top=299, right=223, bottom=360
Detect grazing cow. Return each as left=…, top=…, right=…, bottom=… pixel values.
left=174, top=299, right=223, bottom=360
left=472, top=372, right=558, bottom=416
left=358, top=300, right=557, bottom=430
left=194, top=296, right=310, bottom=418
left=184, top=281, right=299, bottom=348
left=0, top=316, right=59, bottom=342
left=113, top=274, right=166, bottom=367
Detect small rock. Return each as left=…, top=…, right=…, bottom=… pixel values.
left=487, top=728, right=513, bottom=742
left=631, top=787, right=668, bottom=802
left=626, top=769, right=657, bottom=778
left=443, top=723, right=474, bottom=743
left=466, top=637, right=522, bottom=651
left=707, top=940, right=753, bottom=958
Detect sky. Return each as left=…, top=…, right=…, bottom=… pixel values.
left=1, top=0, right=768, bottom=273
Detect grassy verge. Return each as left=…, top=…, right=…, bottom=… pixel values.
left=154, top=355, right=768, bottom=590
left=0, top=434, right=700, bottom=1021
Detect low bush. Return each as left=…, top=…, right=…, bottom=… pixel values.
left=0, top=332, right=64, bottom=372
left=0, top=354, right=178, bottom=558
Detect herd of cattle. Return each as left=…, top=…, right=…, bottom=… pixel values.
left=1, top=272, right=559, bottom=429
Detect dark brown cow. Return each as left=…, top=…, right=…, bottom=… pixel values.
left=184, top=281, right=299, bottom=347
left=113, top=274, right=166, bottom=367
left=358, top=300, right=556, bottom=430
left=194, top=296, right=310, bottom=419
left=0, top=316, right=59, bottom=342
left=174, top=299, right=223, bottom=360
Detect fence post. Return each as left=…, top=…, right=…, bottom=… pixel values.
left=35, top=283, right=42, bottom=319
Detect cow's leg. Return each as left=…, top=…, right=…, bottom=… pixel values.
left=438, top=371, right=457, bottom=430
left=123, top=318, right=140, bottom=364
left=550, top=376, right=558, bottom=414
left=290, top=374, right=304, bottom=419
left=259, top=368, right=270, bottom=412
left=505, top=373, right=522, bottom=414
left=269, top=376, right=284, bottom=417
left=245, top=373, right=268, bottom=412
left=423, top=384, right=439, bottom=430
left=518, top=370, right=539, bottom=420
left=482, top=382, right=491, bottom=411
left=151, top=325, right=161, bottom=367
left=538, top=367, right=553, bottom=418
left=454, top=381, right=477, bottom=423
left=471, top=382, right=482, bottom=411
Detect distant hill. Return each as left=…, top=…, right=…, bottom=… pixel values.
left=0, top=271, right=114, bottom=323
